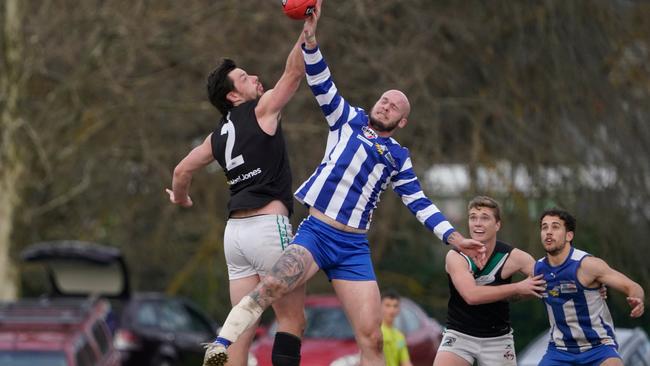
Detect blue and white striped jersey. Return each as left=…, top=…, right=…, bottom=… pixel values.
left=534, top=247, right=617, bottom=353
left=294, top=45, right=455, bottom=243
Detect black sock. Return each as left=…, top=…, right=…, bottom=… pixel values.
left=271, top=331, right=301, bottom=366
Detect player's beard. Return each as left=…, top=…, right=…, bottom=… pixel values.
left=544, top=240, right=567, bottom=256
left=369, top=116, right=399, bottom=133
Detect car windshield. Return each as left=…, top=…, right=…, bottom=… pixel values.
left=0, top=351, right=67, bottom=366
left=303, top=306, right=354, bottom=339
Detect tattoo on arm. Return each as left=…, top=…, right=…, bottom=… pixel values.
left=447, top=231, right=460, bottom=246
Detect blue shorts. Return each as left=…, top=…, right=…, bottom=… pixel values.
left=539, top=343, right=621, bottom=366
left=291, top=215, right=375, bottom=281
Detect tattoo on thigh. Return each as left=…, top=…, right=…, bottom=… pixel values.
left=249, top=246, right=309, bottom=308
left=270, top=246, right=308, bottom=288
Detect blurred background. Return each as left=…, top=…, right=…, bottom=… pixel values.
left=1, top=0, right=649, bottom=351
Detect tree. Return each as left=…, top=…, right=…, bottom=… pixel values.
left=3, top=1, right=648, bottom=339
left=0, top=0, right=24, bottom=300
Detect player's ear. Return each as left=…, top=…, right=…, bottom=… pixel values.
left=397, top=117, right=408, bottom=129
left=226, top=90, right=241, bottom=104
left=566, top=231, right=574, bottom=242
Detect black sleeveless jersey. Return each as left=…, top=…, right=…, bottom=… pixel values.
left=211, top=100, right=293, bottom=216
left=446, top=240, right=514, bottom=337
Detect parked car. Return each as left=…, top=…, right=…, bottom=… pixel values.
left=250, top=294, right=443, bottom=366
left=20, top=241, right=219, bottom=366
left=0, top=297, right=121, bottom=366
left=518, top=327, right=650, bottom=366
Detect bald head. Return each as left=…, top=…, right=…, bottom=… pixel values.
left=382, top=89, right=410, bottom=119
left=369, top=89, right=411, bottom=136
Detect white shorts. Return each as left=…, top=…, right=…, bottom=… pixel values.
left=438, top=329, right=517, bottom=366
left=224, top=215, right=293, bottom=280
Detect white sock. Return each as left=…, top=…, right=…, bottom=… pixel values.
left=218, top=295, right=264, bottom=343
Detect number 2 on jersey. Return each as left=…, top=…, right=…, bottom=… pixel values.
left=221, top=119, right=245, bottom=171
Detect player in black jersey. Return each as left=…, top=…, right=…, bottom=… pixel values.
left=166, top=31, right=306, bottom=366
left=434, top=196, right=545, bottom=366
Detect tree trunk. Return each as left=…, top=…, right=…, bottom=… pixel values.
left=0, top=0, right=24, bottom=301
left=0, top=179, right=19, bottom=300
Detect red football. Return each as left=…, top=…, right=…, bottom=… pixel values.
left=282, top=0, right=317, bottom=20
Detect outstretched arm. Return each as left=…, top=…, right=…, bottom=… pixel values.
left=166, top=134, right=215, bottom=207
left=581, top=257, right=645, bottom=318
left=390, top=157, right=454, bottom=242
left=301, top=1, right=359, bottom=132
left=506, top=248, right=536, bottom=277
left=391, top=158, right=486, bottom=265
left=446, top=250, right=545, bottom=305
left=255, top=32, right=305, bottom=134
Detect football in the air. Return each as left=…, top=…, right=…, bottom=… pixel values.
left=282, top=0, right=317, bottom=20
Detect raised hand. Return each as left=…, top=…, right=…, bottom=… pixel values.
left=448, top=232, right=487, bottom=268
left=303, top=0, right=322, bottom=48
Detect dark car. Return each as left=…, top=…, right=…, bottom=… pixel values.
left=113, top=293, right=217, bottom=366
left=0, top=297, right=120, bottom=366
left=20, top=241, right=218, bottom=366
left=250, top=294, right=443, bottom=366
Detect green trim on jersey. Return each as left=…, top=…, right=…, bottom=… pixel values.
left=460, top=250, right=510, bottom=281
left=478, top=252, right=508, bottom=277
left=460, top=252, right=479, bottom=273
left=276, top=215, right=290, bottom=250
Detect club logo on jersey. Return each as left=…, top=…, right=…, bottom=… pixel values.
left=385, top=152, right=397, bottom=168
left=374, top=143, right=386, bottom=155
left=362, top=125, right=378, bottom=139
left=560, top=281, right=578, bottom=294
left=548, top=286, right=560, bottom=297
left=503, top=350, right=515, bottom=361
left=441, top=336, right=456, bottom=347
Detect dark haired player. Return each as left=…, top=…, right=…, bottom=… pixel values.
left=203, top=2, right=485, bottom=365
left=167, top=32, right=306, bottom=366
left=535, top=208, right=644, bottom=366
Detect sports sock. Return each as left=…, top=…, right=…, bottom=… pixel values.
left=217, top=295, right=264, bottom=344
left=271, top=331, right=301, bottom=366
left=213, top=337, right=231, bottom=347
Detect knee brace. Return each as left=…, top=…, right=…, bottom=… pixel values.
left=271, top=331, right=302, bottom=366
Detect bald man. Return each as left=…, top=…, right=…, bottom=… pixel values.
left=202, top=2, right=485, bottom=365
